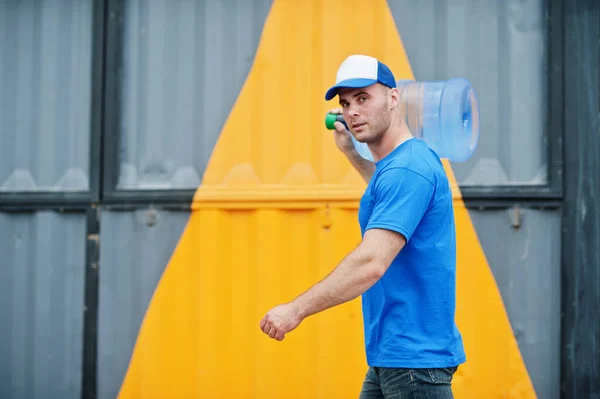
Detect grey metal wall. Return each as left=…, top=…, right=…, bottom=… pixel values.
left=0, top=0, right=92, bottom=192
left=0, top=1, right=94, bottom=398
left=389, top=0, right=547, bottom=186
left=467, top=208, right=562, bottom=399
left=561, top=1, right=600, bottom=397
left=97, top=209, right=189, bottom=399
left=114, top=0, right=272, bottom=190
left=0, top=212, right=86, bottom=399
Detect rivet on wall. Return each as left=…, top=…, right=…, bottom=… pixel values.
left=146, top=208, right=158, bottom=227
left=510, top=205, right=522, bottom=229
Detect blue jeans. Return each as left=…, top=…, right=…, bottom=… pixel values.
left=359, top=366, right=458, bottom=399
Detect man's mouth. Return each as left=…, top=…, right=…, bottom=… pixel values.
left=352, top=122, right=366, bottom=129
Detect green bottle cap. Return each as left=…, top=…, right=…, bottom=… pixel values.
left=325, top=113, right=344, bottom=130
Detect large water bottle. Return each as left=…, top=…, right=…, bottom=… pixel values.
left=325, top=78, right=480, bottom=163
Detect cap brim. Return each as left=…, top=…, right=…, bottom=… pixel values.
left=324, top=78, right=379, bottom=101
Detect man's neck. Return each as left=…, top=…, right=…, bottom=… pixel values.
left=368, top=120, right=413, bottom=162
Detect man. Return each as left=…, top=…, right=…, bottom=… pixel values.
left=259, top=54, right=466, bottom=398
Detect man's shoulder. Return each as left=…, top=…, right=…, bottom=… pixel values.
left=380, top=139, right=443, bottom=186
left=373, top=164, right=433, bottom=191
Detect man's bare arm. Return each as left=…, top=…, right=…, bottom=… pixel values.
left=291, top=228, right=405, bottom=318
left=342, top=146, right=376, bottom=183
left=260, top=228, right=405, bottom=340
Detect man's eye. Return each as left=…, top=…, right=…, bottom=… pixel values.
left=359, top=96, right=367, bottom=101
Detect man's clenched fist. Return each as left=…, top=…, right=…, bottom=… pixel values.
left=259, top=302, right=304, bottom=341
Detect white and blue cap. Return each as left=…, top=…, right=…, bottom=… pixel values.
left=325, top=54, right=396, bottom=101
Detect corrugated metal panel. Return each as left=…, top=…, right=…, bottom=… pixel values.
left=389, top=0, right=547, bottom=186
left=97, top=209, right=189, bottom=399
left=0, top=0, right=92, bottom=192
left=0, top=211, right=86, bottom=399
left=469, top=208, right=561, bottom=399
left=115, top=0, right=272, bottom=190
left=562, top=0, right=600, bottom=396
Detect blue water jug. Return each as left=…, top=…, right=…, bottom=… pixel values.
left=325, top=78, right=480, bottom=163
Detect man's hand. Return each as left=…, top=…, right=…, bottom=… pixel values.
left=327, top=108, right=375, bottom=183
left=327, top=108, right=355, bottom=153
left=259, top=302, right=304, bottom=341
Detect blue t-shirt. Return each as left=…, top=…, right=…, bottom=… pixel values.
left=358, top=138, right=466, bottom=368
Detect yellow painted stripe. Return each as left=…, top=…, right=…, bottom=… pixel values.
left=117, top=0, right=537, bottom=397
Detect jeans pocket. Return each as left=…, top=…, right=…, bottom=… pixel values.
left=426, top=367, right=457, bottom=384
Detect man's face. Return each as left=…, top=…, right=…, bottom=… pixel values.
left=338, top=83, right=393, bottom=143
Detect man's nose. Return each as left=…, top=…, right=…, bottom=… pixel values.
left=348, top=103, right=360, bottom=117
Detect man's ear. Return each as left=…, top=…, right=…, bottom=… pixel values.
left=389, top=87, right=400, bottom=109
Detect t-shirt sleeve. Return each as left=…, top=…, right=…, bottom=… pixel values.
left=365, top=167, right=435, bottom=241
